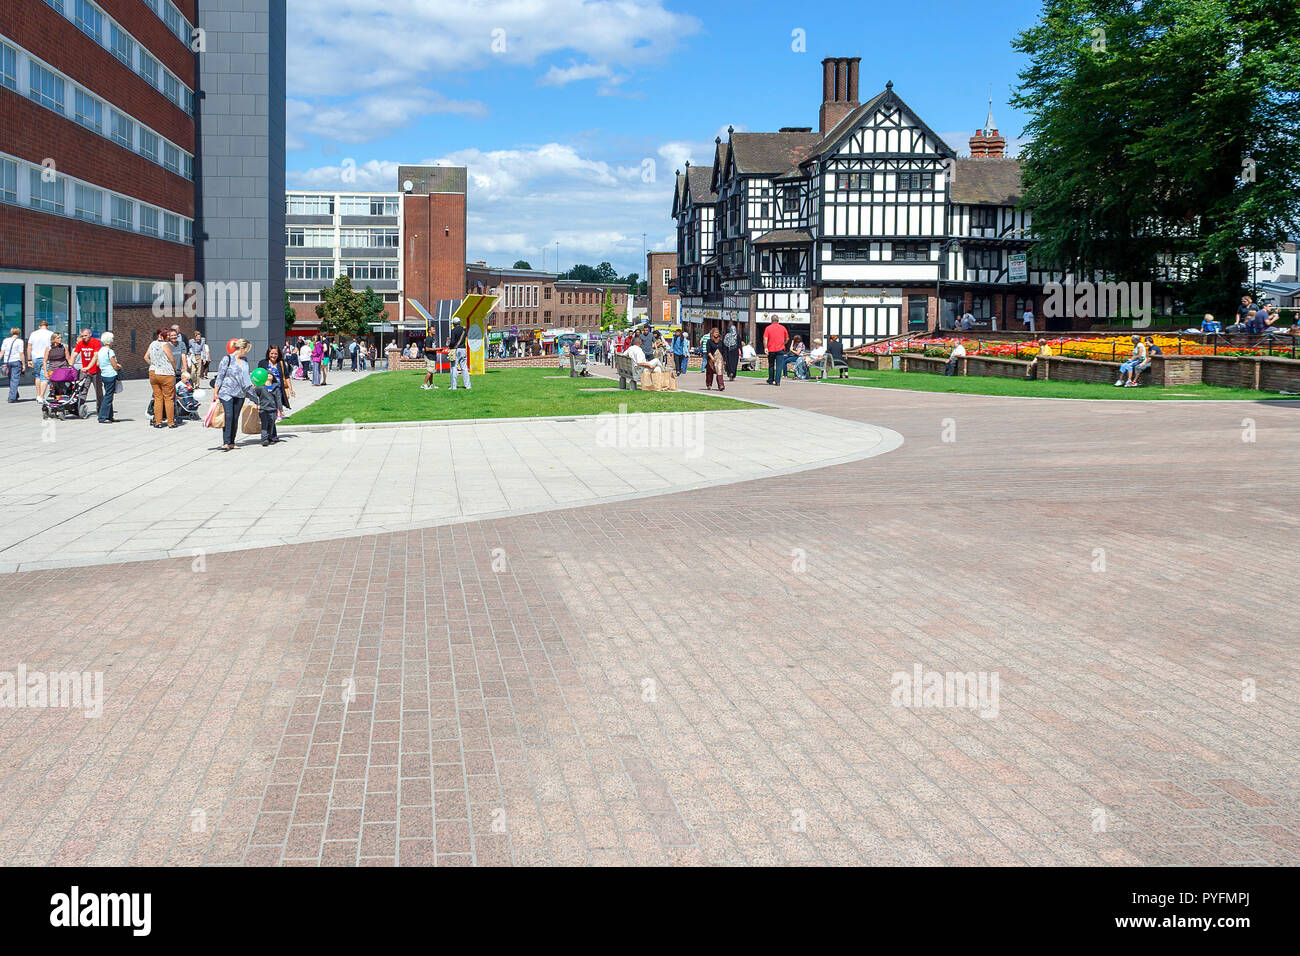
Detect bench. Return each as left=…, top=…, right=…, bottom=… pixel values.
left=816, top=354, right=850, bottom=380
left=569, top=350, right=589, bottom=377
left=613, top=352, right=640, bottom=390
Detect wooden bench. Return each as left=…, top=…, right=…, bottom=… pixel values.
left=568, top=350, right=589, bottom=377
left=613, top=352, right=640, bottom=389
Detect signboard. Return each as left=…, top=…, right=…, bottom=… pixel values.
left=1009, top=253, right=1028, bottom=283
left=452, top=293, right=500, bottom=375
left=661, top=301, right=671, bottom=322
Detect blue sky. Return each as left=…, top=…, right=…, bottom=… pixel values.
left=286, top=0, right=1045, bottom=278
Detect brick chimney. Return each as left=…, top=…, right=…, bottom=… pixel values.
left=968, top=97, right=1006, bottom=158
left=819, top=57, right=861, bottom=136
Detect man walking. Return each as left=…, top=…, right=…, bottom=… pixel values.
left=670, top=328, right=687, bottom=374
left=763, top=314, right=789, bottom=386
left=1022, top=305, right=1035, bottom=333
left=447, top=317, right=471, bottom=390
left=27, top=319, right=52, bottom=402
left=72, top=327, right=103, bottom=407
left=350, top=339, right=359, bottom=371
left=420, top=334, right=441, bottom=390
left=3, top=327, right=27, bottom=402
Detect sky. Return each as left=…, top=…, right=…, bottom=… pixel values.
left=284, top=0, right=1046, bottom=279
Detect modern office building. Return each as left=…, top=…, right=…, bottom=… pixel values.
left=284, top=166, right=467, bottom=337
left=0, top=0, right=286, bottom=373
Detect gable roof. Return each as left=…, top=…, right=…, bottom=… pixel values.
left=950, top=158, right=1023, bottom=205
left=686, top=165, right=717, bottom=203
left=728, top=132, right=823, bottom=177
left=812, top=86, right=957, bottom=164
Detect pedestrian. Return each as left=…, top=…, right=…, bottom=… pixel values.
left=368, top=343, right=377, bottom=369
left=72, top=327, right=104, bottom=408
left=201, top=337, right=210, bottom=378
left=723, top=323, right=739, bottom=380
left=1022, top=306, right=1035, bottom=333
left=215, top=339, right=255, bottom=451
left=168, top=327, right=188, bottom=390
left=705, top=327, right=726, bottom=391
left=144, top=327, right=179, bottom=427
left=27, top=319, right=52, bottom=402
left=350, top=339, right=359, bottom=371
left=258, top=346, right=294, bottom=418
left=670, top=328, right=687, bottom=374
left=3, top=327, right=27, bottom=403
left=447, top=317, right=471, bottom=390
left=252, top=372, right=279, bottom=446
left=763, top=314, right=789, bottom=386
left=420, top=334, right=442, bottom=390
left=188, top=330, right=205, bottom=379
left=96, top=332, right=121, bottom=422
left=310, top=338, right=324, bottom=386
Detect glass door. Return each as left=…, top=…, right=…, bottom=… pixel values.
left=34, top=285, right=71, bottom=342
left=0, top=284, right=22, bottom=334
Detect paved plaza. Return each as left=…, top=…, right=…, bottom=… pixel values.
left=0, top=368, right=1295, bottom=866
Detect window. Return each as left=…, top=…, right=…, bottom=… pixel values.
left=287, top=226, right=335, bottom=247
left=970, top=295, right=993, bottom=320
left=110, top=24, right=134, bottom=68
left=286, top=259, right=335, bottom=281
left=183, top=219, right=192, bottom=244
left=74, top=183, right=103, bottom=223
left=964, top=248, right=999, bottom=270
left=0, top=159, right=16, bottom=204
left=139, top=129, right=159, bottom=164
left=835, top=172, right=869, bottom=191
left=892, top=242, right=930, bottom=262
left=543, top=286, right=551, bottom=300
left=74, top=89, right=103, bottom=133
left=139, top=206, right=159, bottom=237
left=139, top=53, right=159, bottom=89
left=45, top=0, right=66, bottom=14
left=338, top=195, right=399, bottom=216
left=110, top=110, right=135, bottom=149
left=0, top=42, right=15, bottom=92
left=663, top=269, right=671, bottom=286
left=340, top=227, right=398, bottom=247
left=111, top=195, right=133, bottom=230
left=164, top=4, right=183, bottom=38
left=342, top=260, right=398, bottom=281
left=162, top=72, right=180, bottom=105
left=74, top=0, right=103, bottom=42
left=29, top=168, right=63, bottom=213
left=971, top=207, right=998, bottom=229
left=29, top=62, right=66, bottom=113
left=831, top=240, right=870, bottom=262
left=897, top=172, right=935, bottom=191
left=287, top=195, right=334, bottom=215
left=782, top=185, right=799, bottom=213
left=163, top=142, right=181, bottom=174
left=184, top=154, right=194, bottom=181
left=163, top=212, right=180, bottom=242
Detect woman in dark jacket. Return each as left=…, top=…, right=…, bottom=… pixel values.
left=257, top=345, right=294, bottom=416
left=723, top=324, right=740, bottom=380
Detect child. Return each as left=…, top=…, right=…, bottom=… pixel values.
left=175, top=373, right=198, bottom=417
left=253, top=381, right=279, bottom=445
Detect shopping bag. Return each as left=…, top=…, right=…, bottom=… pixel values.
left=239, top=402, right=261, bottom=435
left=113, top=378, right=124, bottom=394
left=204, top=400, right=223, bottom=429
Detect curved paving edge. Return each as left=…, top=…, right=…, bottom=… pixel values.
left=0, top=408, right=902, bottom=574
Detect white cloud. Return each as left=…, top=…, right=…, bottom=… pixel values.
left=284, top=0, right=701, bottom=147
left=288, top=139, right=685, bottom=276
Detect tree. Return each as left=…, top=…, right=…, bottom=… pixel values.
left=315, top=275, right=367, bottom=337
left=284, top=291, right=295, bottom=336
left=594, top=261, right=618, bottom=283
left=359, top=286, right=387, bottom=336
left=513, top=260, right=532, bottom=269
left=600, top=290, right=629, bottom=331
left=1011, top=0, right=1300, bottom=314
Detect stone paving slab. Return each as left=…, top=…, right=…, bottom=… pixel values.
left=0, top=368, right=1295, bottom=866
left=0, top=376, right=898, bottom=572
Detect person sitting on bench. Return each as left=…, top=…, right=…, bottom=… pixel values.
left=944, top=341, right=966, bottom=376
left=622, top=339, right=660, bottom=385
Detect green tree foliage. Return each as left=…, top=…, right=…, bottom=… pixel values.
left=1011, top=0, right=1300, bottom=313
left=513, top=260, right=532, bottom=269
left=315, top=275, right=368, bottom=337
left=284, top=291, right=295, bottom=335
left=359, top=286, right=387, bottom=334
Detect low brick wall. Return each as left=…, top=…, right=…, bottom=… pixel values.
left=847, top=354, right=880, bottom=370
left=1201, top=356, right=1251, bottom=389
left=898, top=354, right=950, bottom=375
left=1202, top=356, right=1300, bottom=392
left=964, top=356, right=1035, bottom=380
left=1150, top=356, right=1202, bottom=386
left=1259, top=357, right=1300, bottom=392
left=1039, top=355, right=1125, bottom=384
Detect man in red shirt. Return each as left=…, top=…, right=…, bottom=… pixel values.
left=763, top=315, right=789, bottom=385
left=72, top=327, right=103, bottom=405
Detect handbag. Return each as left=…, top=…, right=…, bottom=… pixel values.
left=113, top=378, right=124, bottom=394
left=204, top=400, right=223, bottom=428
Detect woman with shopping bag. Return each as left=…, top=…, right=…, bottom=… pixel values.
left=210, top=338, right=258, bottom=451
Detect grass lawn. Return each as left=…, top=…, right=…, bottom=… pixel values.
left=738, top=368, right=1297, bottom=401
left=283, top=368, right=759, bottom=425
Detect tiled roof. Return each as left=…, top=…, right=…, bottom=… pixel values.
left=686, top=165, right=717, bottom=203
left=754, top=228, right=814, bottom=244
left=950, top=158, right=1023, bottom=205
left=730, top=132, right=823, bottom=176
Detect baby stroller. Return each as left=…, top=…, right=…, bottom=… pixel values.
left=42, top=367, right=92, bottom=420
left=146, top=387, right=202, bottom=422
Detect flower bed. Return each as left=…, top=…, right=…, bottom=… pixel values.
left=862, top=333, right=1300, bottom=362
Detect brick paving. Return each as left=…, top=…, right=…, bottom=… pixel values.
left=0, top=372, right=1296, bottom=865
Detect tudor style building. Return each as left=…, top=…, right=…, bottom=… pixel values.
left=673, top=57, right=1069, bottom=348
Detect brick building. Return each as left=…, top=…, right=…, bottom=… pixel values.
left=285, top=166, right=467, bottom=339
left=646, top=251, right=679, bottom=326
left=0, top=0, right=286, bottom=372
left=464, top=263, right=623, bottom=348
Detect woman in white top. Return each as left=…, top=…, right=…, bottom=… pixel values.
left=144, top=328, right=179, bottom=427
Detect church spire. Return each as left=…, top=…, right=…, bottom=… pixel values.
left=984, top=89, right=996, bottom=136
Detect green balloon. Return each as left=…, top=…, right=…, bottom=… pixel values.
left=250, top=368, right=269, bottom=386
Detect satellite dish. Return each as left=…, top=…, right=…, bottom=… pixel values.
left=402, top=180, right=414, bottom=192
